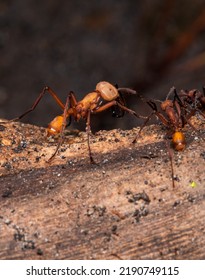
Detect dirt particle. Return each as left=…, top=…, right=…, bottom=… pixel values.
left=1, top=162, right=12, bottom=170
left=20, top=140, right=27, bottom=149
left=14, top=232, right=25, bottom=241
left=2, top=190, right=12, bottom=198
left=86, top=205, right=106, bottom=217
left=0, top=124, right=6, bottom=131
left=111, top=225, right=118, bottom=235
left=4, top=219, right=12, bottom=225
left=36, top=248, right=43, bottom=255
left=98, top=136, right=107, bottom=142
left=22, top=240, right=35, bottom=250
left=133, top=206, right=149, bottom=223
left=127, top=190, right=150, bottom=204
left=200, top=151, right=205, bottom=160
left=172, top=200, right=181, bottom=208
left=35, top=156, right=41, bottom=162
left=187, top=194, right=196, bottom=203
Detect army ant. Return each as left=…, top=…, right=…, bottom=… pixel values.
left=8, top=81, right=146, bottom=163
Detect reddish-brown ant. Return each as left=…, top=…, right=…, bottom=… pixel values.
left=133, top=87, right=197, bottom=187
left=8, top=81, right=145, bottom=163
left=133, top=87, right=187, bottom=149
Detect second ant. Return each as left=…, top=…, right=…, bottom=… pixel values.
left=133, top=86, right=204, bottom=188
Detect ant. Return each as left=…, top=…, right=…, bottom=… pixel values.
left=133, top=87, right=197, bottom=187
left=8, top=81, right=145, bottom=163
left=133, top=87, right=187, bottom=149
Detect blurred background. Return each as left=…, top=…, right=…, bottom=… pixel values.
left=0, top=0, right=205, bottom=131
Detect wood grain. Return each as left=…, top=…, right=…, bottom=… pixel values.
left=0, top=119, right=204, bottom=259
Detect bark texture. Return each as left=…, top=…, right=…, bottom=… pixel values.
left=0, top=118, right=204, bottom=259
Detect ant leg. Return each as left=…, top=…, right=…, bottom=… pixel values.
left=117, top=88, right=137, bottom=95
left=132, top=111, right=155, bottom=143
left=115, top=102, right=142, bottom=118
left=166, top=86, right=176, bottom=100
left=68, top=91, right=78, bottom=107
left=94, top=100, right=150, bottom=142
left=10, top=86, right=65, bottom=122
left=118, top=88, right=151, bottom=105
left=174, top=100, right=182, bottom=121
left=47, top=91, right=79, bottom=161
left=144, top=100, right=171, bottom=128
left=165, top=139, right=176, bottom=188
left=184, top=109, right=199, bottom=130
left=93, top=100, right=147, bottom=119
left=86, top=110, right=95, bottom=164
left=132, top=100, right=169, bottom=143
left=198, top=110, right=205, bottom=119
left=173, top=88, right=184, bottom=108
left=155, top=111, right=170, bottom=127
left=65, top=91, right=78, bottom=127
left=47, top=95, right=70, bottom=162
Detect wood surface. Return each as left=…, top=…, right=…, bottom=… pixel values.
left=0, top=118, right=204, bottom=259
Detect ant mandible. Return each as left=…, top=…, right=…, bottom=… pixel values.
left=10, top=81, right=145, bottom=163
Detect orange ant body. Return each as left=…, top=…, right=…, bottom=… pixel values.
left=10, top=81, right=144, bottom=163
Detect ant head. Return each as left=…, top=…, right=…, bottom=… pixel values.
left=47, top=115, right=64, bottom=136
left=172, top=131, right=186, bottom=151
left=161, top=100, right=173, bottom=111
left=96, top=81, right=119, bottom=101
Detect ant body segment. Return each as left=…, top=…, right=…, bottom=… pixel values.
left=10, top=81, right=145, bottom=163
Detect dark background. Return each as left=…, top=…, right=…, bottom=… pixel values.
left=0, top=0, right=205, bottom=131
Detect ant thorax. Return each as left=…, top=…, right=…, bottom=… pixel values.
left=76, top=91, right=100, bottom=112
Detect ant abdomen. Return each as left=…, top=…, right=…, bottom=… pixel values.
left=172, top=131, right=186, bottom=151
left=47, top=115, right=64, bottom=136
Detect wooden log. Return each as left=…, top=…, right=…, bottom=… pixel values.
left=0, top=118, right=204, bottom=259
